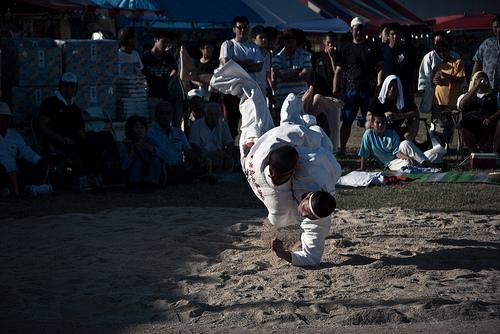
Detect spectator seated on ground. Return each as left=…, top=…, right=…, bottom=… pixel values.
left=365, top=75, right=419, bottom=141
left=0, top=102, right=46, bottom=197
left=119, top=115, right=163, bottom=193
left=147, top=101, right=206, bottom=184
left=38, top=72, right=118, bottom=190
left=457, top=71, right=500, bottom=154
left=358, top=113, right=445, bottom=171
left=189, top=103, right=234, bottom=172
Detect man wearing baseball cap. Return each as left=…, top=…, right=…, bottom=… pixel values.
left=38, top=72, right=117, bottom=191
left=333, top=17, right=384, bottom=156
left=0, top=102, right=45, bottom=197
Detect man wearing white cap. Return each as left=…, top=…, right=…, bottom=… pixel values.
left=211, top=60, right=341, bottom=266
left=39, top=72, right=117, bottom=190
left=0, top=102, right=44, bottom=197
left=183, top=89, right=205, bottom=136
left=333, top=17, right=384, bottom=156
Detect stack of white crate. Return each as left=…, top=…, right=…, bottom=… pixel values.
left=55, top=39, right=118, bottom=121
left=116, top=62, right=149, bottom=120
left=1, top=38, right=61, bottom=124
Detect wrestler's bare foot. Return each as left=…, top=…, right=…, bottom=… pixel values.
left=272, top=238, right=292, bottom=263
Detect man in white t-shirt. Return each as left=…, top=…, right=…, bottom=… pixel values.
left=219, top=16, right=263, bottom=139
left=117, top=27, right=143, bottom=73
left=189, top=103, right=234, bottom=171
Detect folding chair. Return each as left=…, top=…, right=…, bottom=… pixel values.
left=440, top=109, right=464, bottom=162
left=30, top=115, right=73, bottom=187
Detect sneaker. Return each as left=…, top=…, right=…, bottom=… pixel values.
left=73, top=176, right=92, bottom=191
left=88, top=174, right=103, bottom=189
left=356, top=117, right=366, bottom=128
left=0, top=187, right=10, bottom=198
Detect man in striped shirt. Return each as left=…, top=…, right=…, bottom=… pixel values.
left=271, top=29, right=313, bottom=110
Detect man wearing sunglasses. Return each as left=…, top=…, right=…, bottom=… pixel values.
left=211, top=61, right=341, bottom=267
left=220, top=16, right=263, bottom=140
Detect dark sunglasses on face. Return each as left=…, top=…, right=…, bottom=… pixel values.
left=235, top=25, right=248, bottom=30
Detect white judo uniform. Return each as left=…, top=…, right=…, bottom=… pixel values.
left=211, top=60, right=342, bottom=266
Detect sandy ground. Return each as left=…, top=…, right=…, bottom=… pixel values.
left=0, top=206, right=499, bottom=333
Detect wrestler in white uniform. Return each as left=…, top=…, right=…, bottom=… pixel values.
left=211, top=61, right=341, bottom=266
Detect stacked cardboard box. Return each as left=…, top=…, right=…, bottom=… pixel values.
left=55, top=39, right=118, bottom=84
left=116, top=63, right=148, bottom=120
left=75, top=84, right=117, bottom=120
left=55, top=39, right=118, bottom=120
left=11, top=86, right=57, bottom=121
left=1, top=38, right=62, bottom=123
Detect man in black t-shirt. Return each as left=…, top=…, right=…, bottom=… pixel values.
left=333, top=17, right=383, bottom=155
left=39, top=73, right=118, bottom=189
left=141, top=31, right=178, bottom=99
left=381, top=23, right=418, bottom=100
left=312, top=31, right=338, bottom=97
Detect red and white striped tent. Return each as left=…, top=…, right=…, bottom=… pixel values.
left=303, top=0, right=423, bottom=30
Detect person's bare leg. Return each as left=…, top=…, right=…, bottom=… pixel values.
left=460, top=128, right=479, bottom=152
left=404, top=117, right=419, bottom=141
left=339, top=121, right=352, bottom=156
left=365, top=112, right=373, bottom=129
left=301, top=86, right=314, bottom=115
left=8, top=171, right=19, bottom=197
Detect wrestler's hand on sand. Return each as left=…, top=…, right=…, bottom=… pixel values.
left=272, top=238, right=292, bottom=263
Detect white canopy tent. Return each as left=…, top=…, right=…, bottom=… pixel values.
left=280, top=18, right=349, bottom=33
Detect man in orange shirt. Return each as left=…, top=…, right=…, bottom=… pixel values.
left=431, top=40, right=466, bottom=146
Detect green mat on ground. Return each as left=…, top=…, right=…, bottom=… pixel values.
left=403, top=171, right=496, bottom=183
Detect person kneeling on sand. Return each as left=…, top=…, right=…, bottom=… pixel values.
left=211, top=60, right=341, bottom=266
left=358, top=113, right=445, bottom=171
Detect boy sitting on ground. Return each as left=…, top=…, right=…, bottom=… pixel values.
left=358, top=113, right=445, bottom=171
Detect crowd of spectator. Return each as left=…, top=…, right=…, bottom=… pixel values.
left=1, top=14, right=499, bottom=197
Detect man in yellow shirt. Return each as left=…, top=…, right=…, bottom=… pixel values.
left=431, top=40, right=466, bottom=146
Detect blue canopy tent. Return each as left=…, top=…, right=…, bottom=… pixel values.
left=111, top=0, right=264, bottom=30
left=280, top=18, right=349, bottom=33
left=94, top=0, right=157, bottom=10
